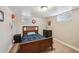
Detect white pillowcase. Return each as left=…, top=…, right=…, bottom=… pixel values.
left=27, top=32, right=36, bottom=35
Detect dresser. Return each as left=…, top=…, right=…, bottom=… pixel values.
left=43, top=30, right=52, bottom=37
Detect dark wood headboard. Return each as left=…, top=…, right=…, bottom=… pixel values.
left=22, top=26, right=38, bottom=36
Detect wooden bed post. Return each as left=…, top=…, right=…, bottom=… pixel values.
left=51, top=37, right=53, bottom=50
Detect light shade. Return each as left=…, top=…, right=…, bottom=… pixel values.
left=41, top=6, right=48, bottom=11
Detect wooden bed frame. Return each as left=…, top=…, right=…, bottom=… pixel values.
left=19, top=26, right=53, bottom=53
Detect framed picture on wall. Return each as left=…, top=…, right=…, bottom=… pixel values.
left=0, top=10, right=4, bottom=22
left=48, top=21, right=51, bottom=26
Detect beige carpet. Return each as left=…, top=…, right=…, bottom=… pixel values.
left=9, top=38, right=78, bottom=53
left=42, top=38, right=78, bottom=53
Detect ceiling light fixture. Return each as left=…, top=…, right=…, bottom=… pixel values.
left=41, top=6, right=48, bottom=11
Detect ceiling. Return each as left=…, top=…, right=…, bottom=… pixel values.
left=9, top=6, right=79, bottom=19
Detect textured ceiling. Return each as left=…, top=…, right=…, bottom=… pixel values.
left=9, top=6, right=79, bottom=18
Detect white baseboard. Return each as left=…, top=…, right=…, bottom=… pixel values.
left=54, top=38, right=79, bottom=52
left=7, top=43, right=13, bottom=53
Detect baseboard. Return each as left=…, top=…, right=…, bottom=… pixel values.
left=7, top=43, right=14, bottom=53
left=54, top=38, right=79, bottom=52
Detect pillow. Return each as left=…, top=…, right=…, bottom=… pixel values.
left=27, top=32, right=36, bottom=35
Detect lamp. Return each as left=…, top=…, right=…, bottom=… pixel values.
left=24, top=27, right=26, bottom=31
left=41, top=6, right=48, bottom=11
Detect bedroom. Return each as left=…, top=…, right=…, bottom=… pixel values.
left=0, top=6, right=79, bottom=53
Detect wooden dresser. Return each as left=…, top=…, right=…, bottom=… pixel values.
left=43, top=29, right=52, bottom=37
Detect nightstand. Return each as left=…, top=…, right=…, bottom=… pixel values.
left=13, top=34, right=22, bottom=43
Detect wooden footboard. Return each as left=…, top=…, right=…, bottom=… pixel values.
left=18, top=37, right=53, bottom=53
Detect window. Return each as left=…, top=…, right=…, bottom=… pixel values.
left=57, top=11, right=72, bottom=22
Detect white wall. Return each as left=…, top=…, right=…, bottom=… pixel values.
left=11, top=13, right=22, bottom=36
left=15, top=16, right=46, bottom=36
left=21, top=17, right=46, bottom=35
left=46, top=8, right=79, bottom=50
left=0, top=7, right=13, bottom=52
